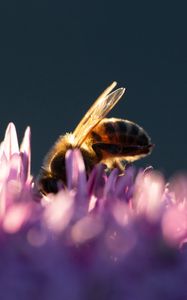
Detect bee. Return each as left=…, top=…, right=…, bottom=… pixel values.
left=38, top=82, right=153, bottom=194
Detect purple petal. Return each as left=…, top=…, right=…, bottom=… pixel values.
left=66, top=150, right=79, bottom=190
left=7, top=153, right=22, bottom=181
left=103, top=168, right=119, bottom=199
left=87, top=163, right=106, bottom=199
left=115, top=174, right=132, bottom=201
left=73, top=149, right=87, bottom=201
left=66, top=150, right=87, bottom=189
left=1, top=123, right=187, bottom=299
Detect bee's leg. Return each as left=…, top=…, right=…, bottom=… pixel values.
left=110, top=159, right=127, bottom=172
left=106, top=160, right=133, bottom=178
left=92, top=143, right=126, bottom=173
left=92, top=143, right=103, bottom=161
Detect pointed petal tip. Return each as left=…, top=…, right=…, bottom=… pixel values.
left=25, top=126, right=31, bottom=135
left=20, top=129, right=31, bottom=153
left=7, top=122, right=16, bottom=129
left=5, top=122, right=16, bottom=135
left=65, top=149, right=73, bottom=159
left=3, top=122, right=19, bottom=158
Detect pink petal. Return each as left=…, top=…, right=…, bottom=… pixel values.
left=44, top=190, right=74, bottom=233
left=20, top=126, right=31, bottom=182
left=71, top=215, right=103, bottom=244
left=162, top=206, right=187, bottom=245
left=133, top=171, right=165, bottom=221
left=2, top=203, right=31, bottom=234
left=3, top=123, right=19, bottom=160
left=0, top=152, right=9, bottom=182
left=169, top=175, right=187, bottom=205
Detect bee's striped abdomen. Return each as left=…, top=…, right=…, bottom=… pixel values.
left=91, top=118, right=151, bottom=147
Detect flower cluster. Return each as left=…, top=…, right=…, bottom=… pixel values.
left=0, top=123, right=187, bottom=300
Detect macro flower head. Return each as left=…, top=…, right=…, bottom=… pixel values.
left=0, top=123, right=187, bottom=299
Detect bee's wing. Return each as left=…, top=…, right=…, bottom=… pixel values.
left=73, top=82, right=126, bottom=147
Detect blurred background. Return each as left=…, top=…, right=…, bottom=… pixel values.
left=0, top=1, right=186, bottom=178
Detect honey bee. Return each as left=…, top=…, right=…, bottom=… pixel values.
left=38, top=82, right=153, bottom=194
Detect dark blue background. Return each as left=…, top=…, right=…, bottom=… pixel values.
left=0, top=1, right=186, bottom=178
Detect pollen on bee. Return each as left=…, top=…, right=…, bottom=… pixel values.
left=65, top=133, right=75, bottom=145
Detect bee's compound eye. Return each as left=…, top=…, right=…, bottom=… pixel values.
left=39, top=177, right=59, bottom=194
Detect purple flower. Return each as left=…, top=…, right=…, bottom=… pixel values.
left=1, top=123, right=187, bottom=299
